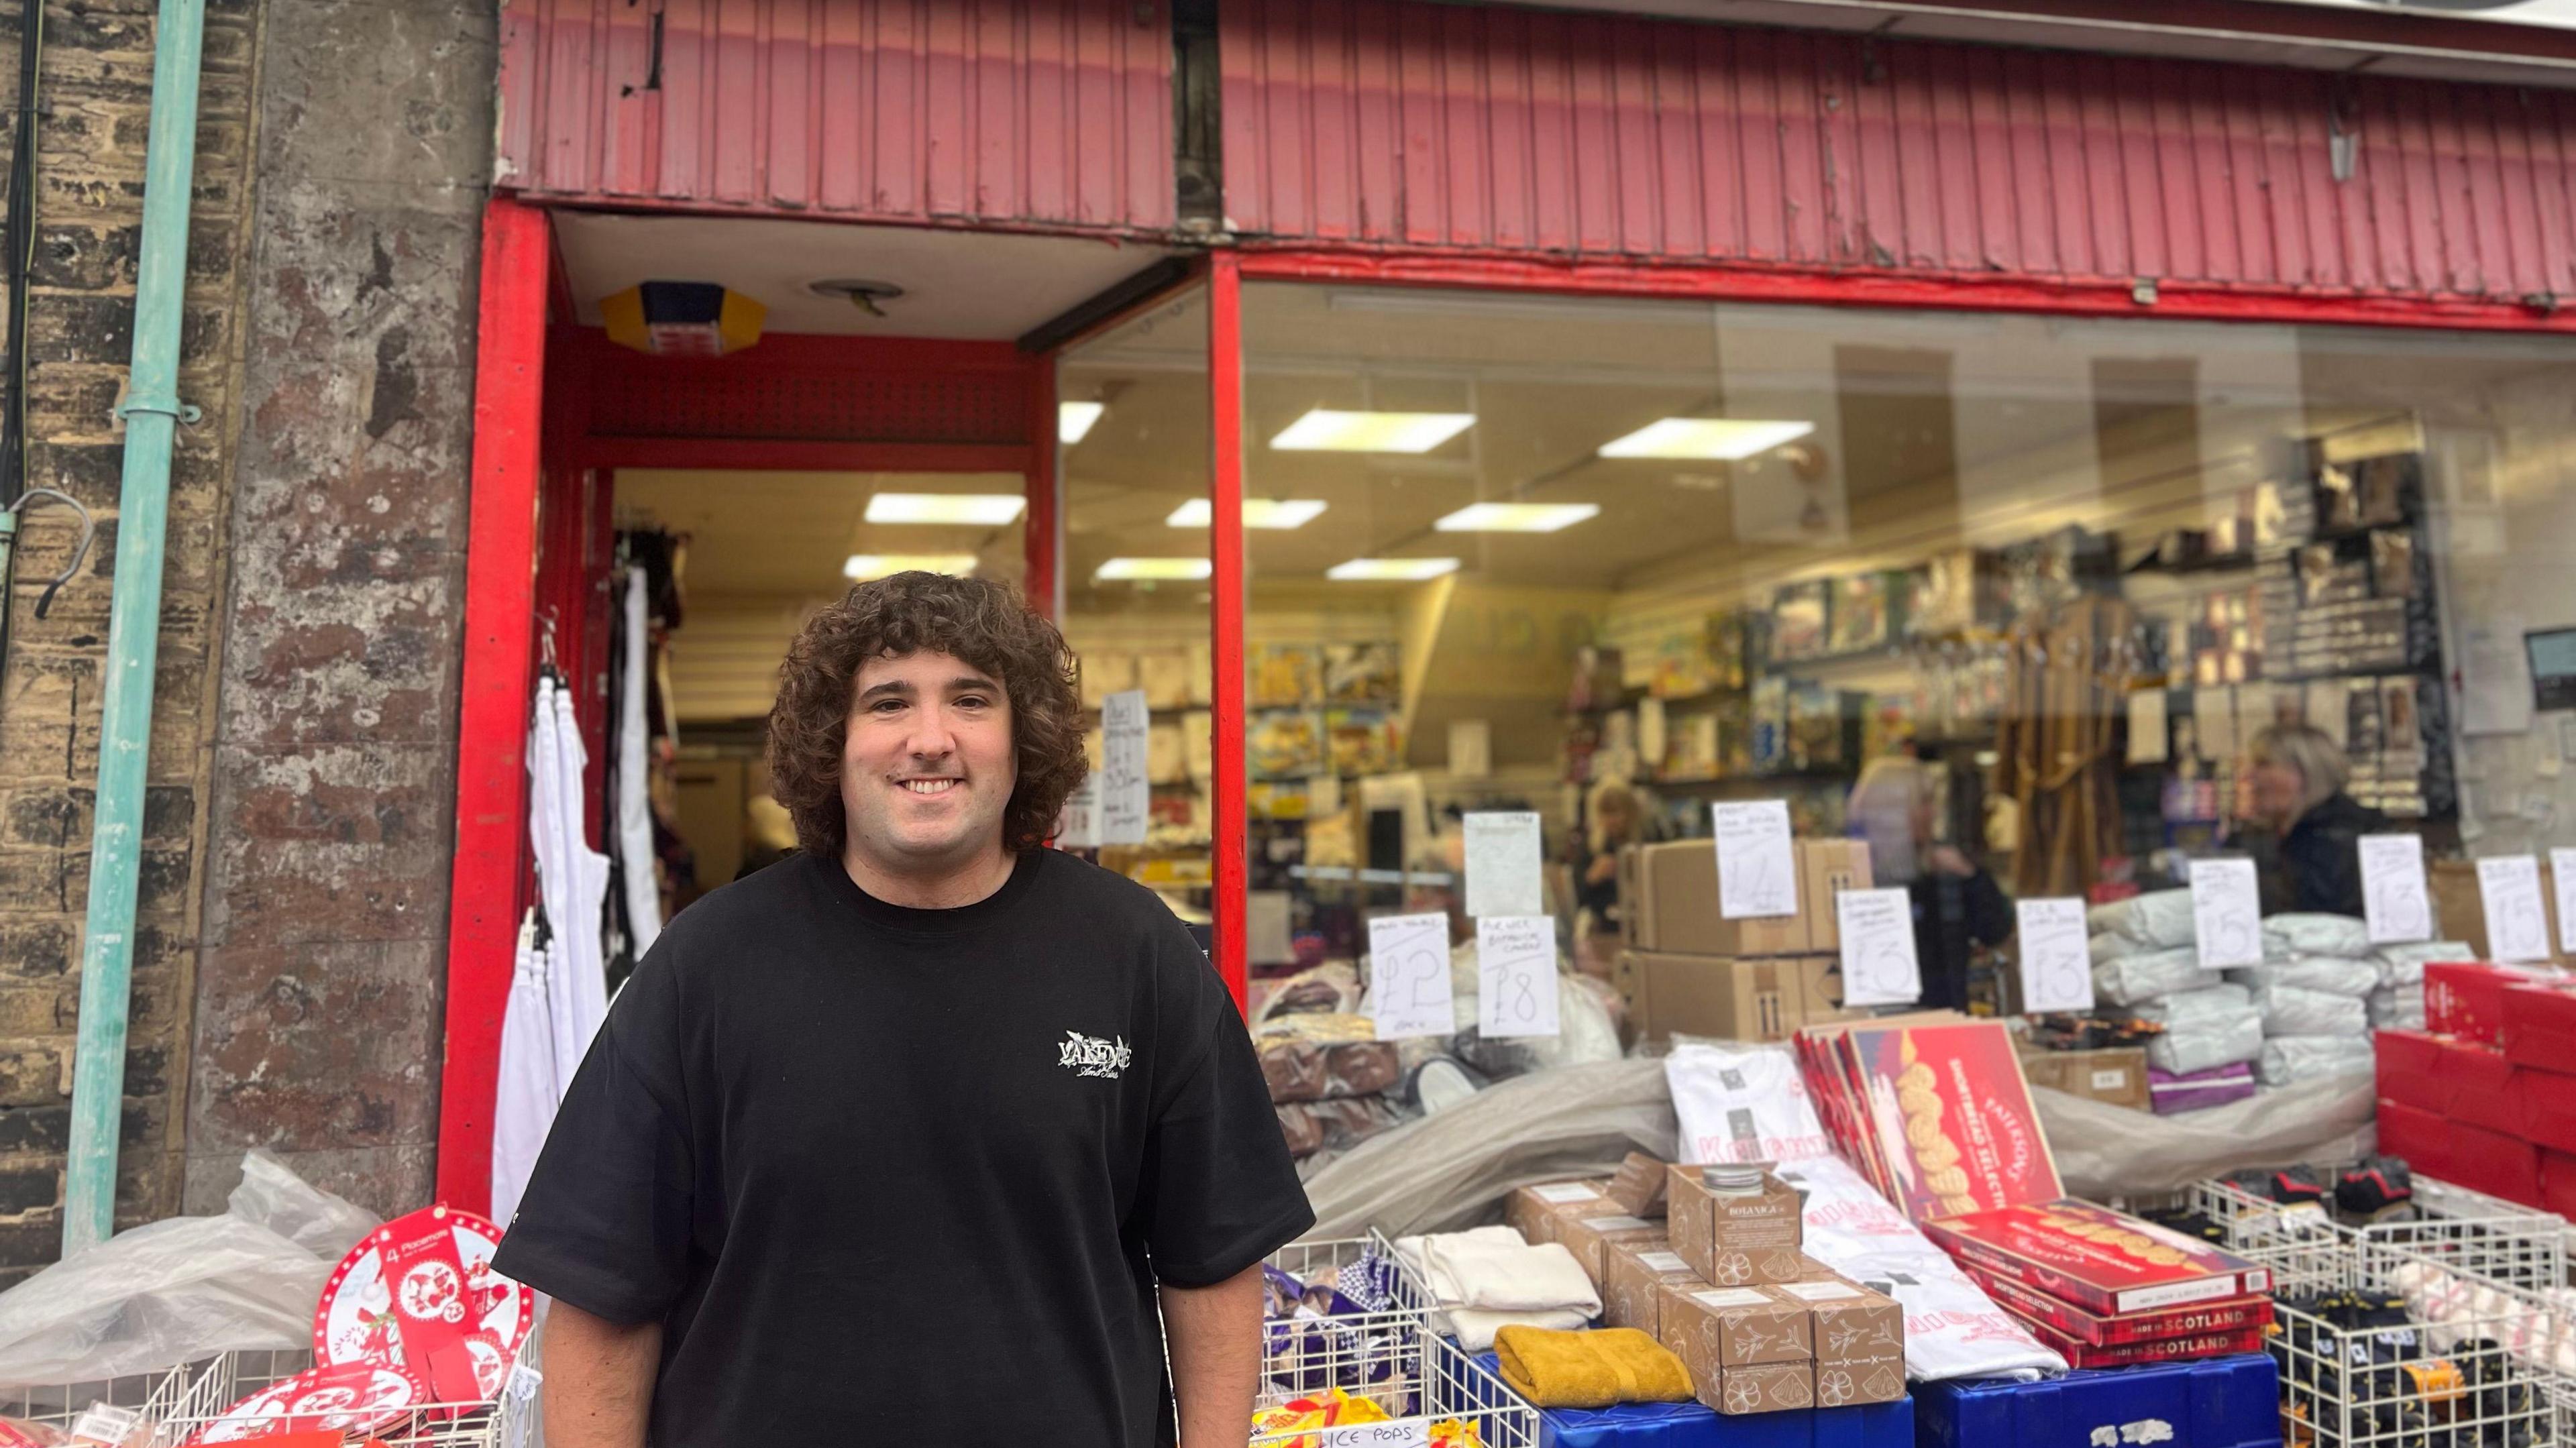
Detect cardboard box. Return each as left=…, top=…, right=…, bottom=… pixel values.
left=1605, top=1152, right=1671, bottom=1217
left=1603, top=1242, right=1703, bottom=1335
left=1765, top=1280, right=1904, bottom=1367
left=2445, top=1117, right=2544, bottom=1205
left=1657, top=1280, right=1815, bottom=1368
left=1788, top=952, right=1866, bottom=1028
left=2426, top=961, right=2549, bottom=1045
left=2542, top=1150, right=2576, bottom=1220
left=1666, top=1164, right=1805, bottom=1286
left=2441, top=1040, right=2525, bottom=1137
left=2520, top=1068, right=2576, bottom=1156
left=2374, top=1029, right=2447, bottom=1114
left=1557, top=1212, right=1667, bottom=1287
left=1505, top=1180, right=1615, bottom=1245
left=1721, top=1363, right=1817, bottom=1414
left=1621, top=840, right=1809, bottom=956
left=1921, top=1200, right=2269, bottom=1315
left=2375, top=1098, right=2452, bottom=1181
left=1800, top=840, right=1874, bottom=954
left=1619, top=953, right=1797, bottom=1046
left=2501, top=981, right=2576, bottom=1076
left=2429, top=859, right=2489, bottom=959
left=2007, top=1313, right=2270, bottom=1369
left=1831, top=1021, right=2061, bottom=1221
left=2015, top=1044, right=2150, bottom=1111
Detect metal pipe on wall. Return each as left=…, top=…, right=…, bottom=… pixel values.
left=64, top=0, right=209, bottom=1256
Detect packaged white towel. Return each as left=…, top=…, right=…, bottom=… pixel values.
left=1424, top=1234, right=1602, bottom=1315
left=2093, top=947, right=2210, bottom=1006
left=2089, top=890, right=2198, bottom=948
left=2369, top=984, right=2428, bottom=1031
left=2090, top=932, right=2144, bottom=963
left=2147, top=1008, right=2264, bottom=1075
left=2250, top=983, right=2369, bottom=1037
left=2135, top=984, right=2254, bottom=1024
left=2258, top=1035, right=2377, bottom=1086
left=2374, top=942, right=2475, bottom=989
left=2229, top=957, right=2379, bottom=998
left=2263, top=913, right=2375, bottom=958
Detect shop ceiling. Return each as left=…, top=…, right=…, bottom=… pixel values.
left=549, top=211, right=1182, bottom=340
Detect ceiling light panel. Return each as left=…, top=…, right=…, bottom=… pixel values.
left=1165, top=498, right=1330, bottom=529
left=1433, top=502, right=1601, bottom=534
left=1094, top=557, right=1214, bottom=581
left=1597, top=418, right=1815, bottom=460
left=863, top=492, right=1027, bottom=526
left=1271, top=408, right=1475, bottom=453
left=845, top=553, right=979, bottom=580
left=1059, top=400, right=1105, bottom=443
left=1326, top=557, right=1462, bottom=581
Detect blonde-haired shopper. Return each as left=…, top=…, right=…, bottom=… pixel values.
left=2243, top=722, right=2388, bottom=917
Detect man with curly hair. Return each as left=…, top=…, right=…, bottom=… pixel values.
left=493, top=571, right=1311, bottom=1447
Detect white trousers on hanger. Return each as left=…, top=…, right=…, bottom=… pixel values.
left=615, top=568, right=663, bottom=953
left=491, top=911, right=556, bottom=1229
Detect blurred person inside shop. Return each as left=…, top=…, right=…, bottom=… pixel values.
left=1571, top=778, right=1645, bottom=978
left=2241, top=721, right=2387, bottom=917
left=1846, top=753, right=2012, bottom=1013
left=494, top=571, right=1313, bottom=1448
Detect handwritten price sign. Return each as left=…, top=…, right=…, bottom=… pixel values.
left=1315, top=1421, right=1432, bottom=1448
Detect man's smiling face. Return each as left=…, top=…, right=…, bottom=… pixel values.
left=839, top=649, right=1018, bottom=881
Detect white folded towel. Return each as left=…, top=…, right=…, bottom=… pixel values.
left=1435, top=1306, right=1595, bottom=1352
left=1392, top=1225, right=1523, bottom=1305
left=1426, top=1235, right=1602, bottom=1316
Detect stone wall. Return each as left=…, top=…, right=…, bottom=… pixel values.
left=0, top=0, right=259, bottom=1284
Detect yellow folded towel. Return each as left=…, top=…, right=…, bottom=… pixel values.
left=1492, top=1325, right=1696, bottom=1410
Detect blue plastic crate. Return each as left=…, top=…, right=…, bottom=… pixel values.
left=1911, top=1355, right=2279, bottom=1448
left=1466, top=1353, right=1913, bottom=1448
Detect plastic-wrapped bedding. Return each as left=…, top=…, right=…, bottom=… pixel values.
left=2229, top=957, right=2380, bottom=998
left=2263, top=913, right=2375, bottom=959
left=2146, top=1007, right=2264, bottom=1076
left=2090, top=932, right=2146, bottom=963
left=2257, top=1035, right=2378, bottom=1087
left=2135, top=984, right=2254, bottom=1024
left=2250, top=983, right=2370, bottom=1038
left=2089, top=889, right=2198, bottom=948
left=2374, top=942, right=2476, bottom=989
left=2092, top=947, right=2212, bottom=1006
left=2370, top=984, right=2428, bottom=1031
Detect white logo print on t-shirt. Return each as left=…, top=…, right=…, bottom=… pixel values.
left=1059, top=1032, right=1134, bottom=1079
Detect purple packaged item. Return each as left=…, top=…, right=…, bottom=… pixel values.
left=2149, top=1061, right=2258, bottom=1114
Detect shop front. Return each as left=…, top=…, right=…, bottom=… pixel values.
left=429, top=0, right=2576, bottom=1433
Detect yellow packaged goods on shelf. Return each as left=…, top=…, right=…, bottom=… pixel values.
left=1250, top=1390, right=1485, bottom=1446
left=1493, top=1325, right=1696, bottom=1409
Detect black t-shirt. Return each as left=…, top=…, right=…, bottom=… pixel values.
left=490, top=847, right=1313, bottom=1447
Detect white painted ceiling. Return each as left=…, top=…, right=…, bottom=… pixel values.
left=551, top=211, right=1180, bottom=340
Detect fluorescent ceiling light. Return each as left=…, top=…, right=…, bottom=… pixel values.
left=1094, top=557, right=1213, bottom=581
left=1059, top=400, right=1105, bottom=443
left=1271, top=408, right=1475, bottom=453
left=1165, top=498, right=1330, bottom=529
left=1598, top=418, right=1815, bottom=460
left=863, top=492, right=1026, bottom=526
left=1327, top=557, right=1461, bottom=581
left=845, top=553, right=978, bottom=580
left=1434, top=502, right=1601, bottom=534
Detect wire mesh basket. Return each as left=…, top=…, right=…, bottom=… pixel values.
left=1258, top=1232, right=1540, bottom=1448
left=5, top=1342, right=537, bottom=1448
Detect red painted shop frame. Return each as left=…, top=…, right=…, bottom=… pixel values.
left=443, top=199, right=2576, bottom=1212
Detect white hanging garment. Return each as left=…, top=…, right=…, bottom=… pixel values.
left=490, top=909, right=557, bottom=1229
left=545, top=679, right=613, bottom=1102
left=615, top=568, right=663, bottom=953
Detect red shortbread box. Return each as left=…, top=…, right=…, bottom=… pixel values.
left=2440, top=1040, right=2524, bottom=1137
left=2500, top=982, right=2576, bottom=1077
left=2522, top=1070, right=2576, bottom=1156
left=1921, top=1200, right=2269, bottom=1315
left=2542, top=1150, right=2576, bottom=1219
left=2447, top=1118, right=2544, bottom=1206
left=2376, top=1099, right=2453, bottom=1182
left=2374, top=1030, right=2448, bottom=1115
left=2426, top=962, right=2534, bottom=1046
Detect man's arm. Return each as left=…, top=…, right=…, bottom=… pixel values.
left=1161, top=1261, right=1267, bottom=1446
left=542, top=1299, right=663, bottom=1448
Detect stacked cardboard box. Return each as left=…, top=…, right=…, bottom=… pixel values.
left=1616, top=838, right=1874, bottom=1044
left=1523, top=1156, right=1909, bottom=1414
left=2377, top=967, right=2576, bottom=1212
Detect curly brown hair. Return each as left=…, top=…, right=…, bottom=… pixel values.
left=767, top=571, right=1087, bottom=858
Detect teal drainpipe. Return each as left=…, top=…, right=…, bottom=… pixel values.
left=62, top=0, right=208, bottom=1257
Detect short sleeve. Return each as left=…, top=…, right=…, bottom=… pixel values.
left=1133, top=931, right=1313, bottom=1286
left=488, top=948, right=697, bottom=1325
